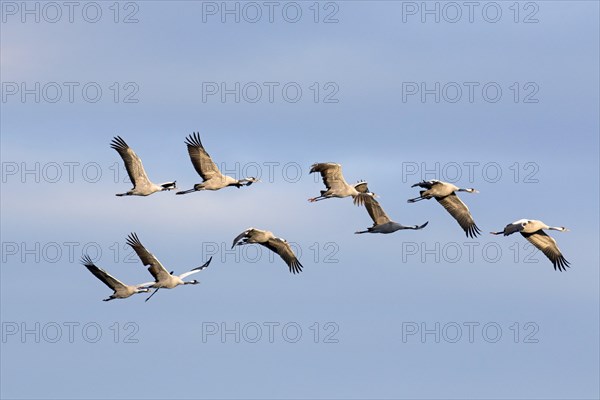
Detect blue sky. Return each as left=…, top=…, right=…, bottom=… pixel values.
left=1, top=1, right=599, bottom=399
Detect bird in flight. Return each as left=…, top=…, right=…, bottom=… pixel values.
left=126, top=232, right=212, bottom=301
left=356, top=196, right=428, bottom=234
left=81, top=255, right=151, bottom=301
left=308, top=162, right=375, bottom=205
left=176, top=132, right=259, bottom=195
left=110, top=136, right=176, bottom=196
left=491, top=219, right=570, bottom=271
left=231, top=228, right=303, bottom=274
left=408, top=180, right=481, bottom=238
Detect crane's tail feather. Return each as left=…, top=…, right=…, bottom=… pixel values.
left=145, top=287, right=160, bottom=302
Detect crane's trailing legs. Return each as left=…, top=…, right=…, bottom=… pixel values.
left=407, top=196, right=427, bottom=203
left=145, top=287, right=160, bottom=302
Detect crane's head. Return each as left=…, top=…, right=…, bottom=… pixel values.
left=161, top=181, right=177, bottom=191
left=459, top=188, right=479, bottom=194
left=185, top=280, right=200, bottom=285
left=243, top=177, right=260, bottom=186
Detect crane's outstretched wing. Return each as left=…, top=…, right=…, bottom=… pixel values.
left=521, top=230, right=570, bottom=272
left=411, top=180, right=442, bottom=189
left=491, top=220, right=528, bottom=236
left=110, top=136, right=151, bottom=187
left=184, top=132, right=223, bottom=182
left=436, top=193, right=481, bottom=238
left=231, top=228, right=254, bottom=249
left=363, top=196, right=391, bottom=226
left=262, top=238, right=303, bottom=274
left=179, top=257, right=213, bottom=279
left=310, top=163, right=349, bottom=191
left=82, top=255, right=126, bottom=291
left=125, top=233, right=170, bottom=281
left=505, top=221, right=527, bottom=235
left=352, top=181, right=375, bottom=206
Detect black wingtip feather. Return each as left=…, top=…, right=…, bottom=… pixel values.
left=289, top=260, right=303, bottom=274
left=184, top=132, right=204, bottom=149
left=81, top=254, right=94, bottom=267
left=464, top=223, right=482, bottom=239
left=411, top=180, right=429, bottom=188
left=126, top=232, right=141, bottom=248
left=553, top=255, right=571, bottom=272
left=110, top=136, right=129, bottom=151
left=195, top=256, right=213, bottom=271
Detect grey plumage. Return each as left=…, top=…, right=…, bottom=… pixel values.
left=176, top=132, right=258, bottom=194
left=125, top=232, right=212, bottom=300
left=309, top=162, right=374, bottom=205
left=408, top=179, right=481, bottom=238
left=355, top=196, right=428, bottom=234
left=110, top=136, right=176, bottom=196
left=82, top=255, right=151, bottom=301
left=491, top=219, right=570, bottom=271
left=231, top=228, right=303, bottom=274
